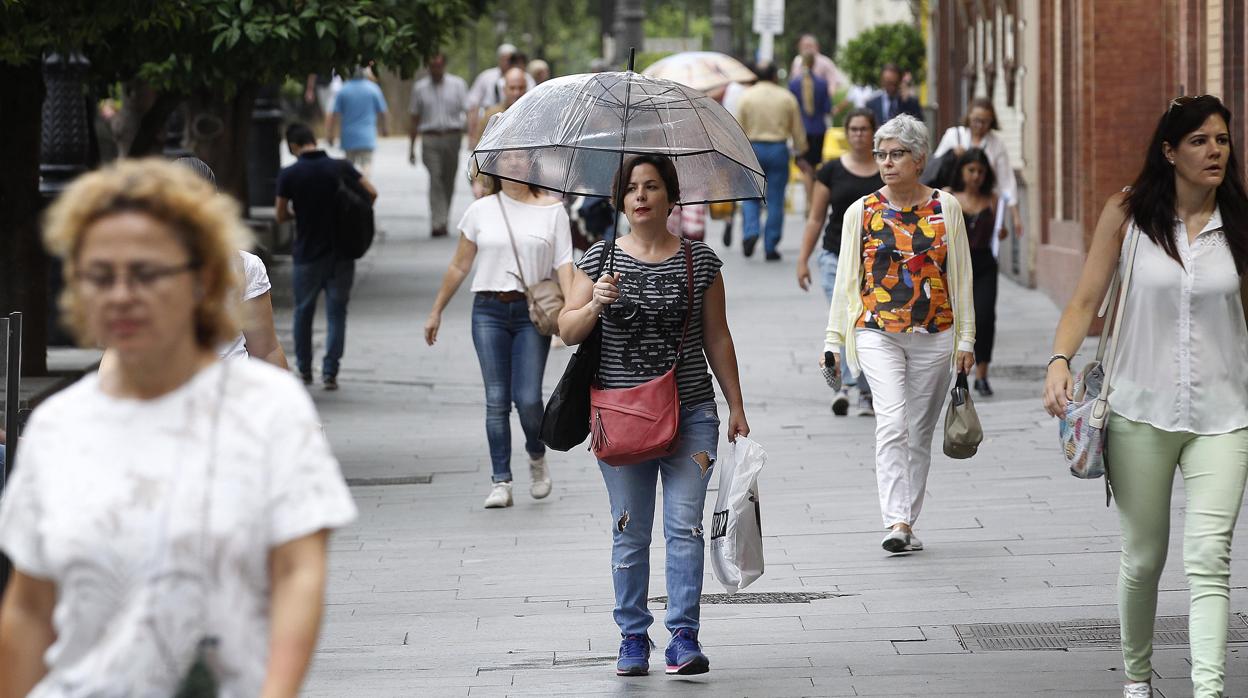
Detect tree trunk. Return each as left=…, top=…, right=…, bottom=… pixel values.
left=186, top=84, right=259, bottom=209
left=0, top=61, right=49, bottom=376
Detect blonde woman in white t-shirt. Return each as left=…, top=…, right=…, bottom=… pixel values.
left=0, top=159, right=356, bottom=697
left=1043, top=96, right=1248, bottom=698
left=425, top=172, right=575, bottom=509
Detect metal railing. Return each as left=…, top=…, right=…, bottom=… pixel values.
left=2, top=312, right=20, bottom=481
left=0, top=311, right=17, bottom=592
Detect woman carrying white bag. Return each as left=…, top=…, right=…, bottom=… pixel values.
left=1042, top=96, right=1248, bottom=698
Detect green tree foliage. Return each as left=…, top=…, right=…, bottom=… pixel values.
left=449, top=0, right=601, bottom=81
left=835, top=21, right=924, bottom=87
left=87, top=0, right=469, bottom=92
left=0, top=0, right=474, bottom=372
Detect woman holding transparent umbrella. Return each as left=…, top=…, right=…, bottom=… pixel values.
left=559, top=154, right=749, bottom=678
left=471, top=61, right=764, bottom=678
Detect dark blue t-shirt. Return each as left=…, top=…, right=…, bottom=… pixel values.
left=275, top=151, right=360, bottom=263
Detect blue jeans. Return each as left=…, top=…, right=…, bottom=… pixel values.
left=598, top=402, right=720, bottom=637
left=471, top=295, right=551, bottom=483
left=292, top=256, right=355, bottom=378
left=817, top=250, right=870, bottom=396
left=741, top=141, right=791, bottom=254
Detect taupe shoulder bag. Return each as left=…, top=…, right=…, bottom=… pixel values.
left=496, top=194, right=565, bottom=336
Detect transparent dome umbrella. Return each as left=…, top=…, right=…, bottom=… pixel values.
left=471, top=52, right=765, bottom=208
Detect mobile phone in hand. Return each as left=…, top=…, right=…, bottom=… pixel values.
left=821, top=351, right=842, bottom=391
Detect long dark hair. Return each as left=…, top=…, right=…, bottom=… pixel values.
left=1125, top=95, right=1248, bottom=274
left=950, top=147, right=995, bottom=196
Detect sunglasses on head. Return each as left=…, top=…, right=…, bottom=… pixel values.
left=1168, top=94, right=1215, bottom=113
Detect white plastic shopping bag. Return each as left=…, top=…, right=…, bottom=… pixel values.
left=709, top=436, right=766, bottom=594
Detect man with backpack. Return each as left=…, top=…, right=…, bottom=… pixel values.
left=276, top=123, right=377, bottom=390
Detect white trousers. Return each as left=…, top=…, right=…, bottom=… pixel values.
left=855, top=329, right=954, bottom=528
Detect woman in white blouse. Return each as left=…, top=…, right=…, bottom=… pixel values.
left=424, top=170, right=575, bottom=509
left=934, top=97, right=1023, bottom=237
left=1042, top=96, right=1248, bottom=698
left=0, top=159, right=357, bottom=697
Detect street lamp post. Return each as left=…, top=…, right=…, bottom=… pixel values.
left=615, top=0, right=644, bottom=65
left=712, top=0, right=732, bottom=55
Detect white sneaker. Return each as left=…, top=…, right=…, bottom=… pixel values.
left=857, top=394, right=875, bottom=417
left=1122, top=682, right=1152, bottom=698
left=484, top=482, right=513, bottom=509
left=831, top=388, right=850, bottom=416
left=882, top=529, right=910, bottom=553
left=906, top=534, right=924, bottom=551
left=529, top=456, right=552, bottom=499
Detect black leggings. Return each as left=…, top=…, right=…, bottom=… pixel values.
left=970, top=248, right=998, bottom=365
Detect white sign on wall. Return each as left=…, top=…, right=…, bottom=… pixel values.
left=753, top=0, right=785, bottom=35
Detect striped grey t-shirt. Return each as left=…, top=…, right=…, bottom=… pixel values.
left=577, top=239, right=724, bottom=406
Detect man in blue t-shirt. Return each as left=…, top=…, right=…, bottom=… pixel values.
left=328, top=67, right=389, bottom=175
left=276, top=123, right=377, bottom=390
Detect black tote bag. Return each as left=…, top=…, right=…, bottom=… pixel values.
left=540, top=242, right=610, bottom=451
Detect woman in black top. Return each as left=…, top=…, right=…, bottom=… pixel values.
left=945, top=148, right=1004, bottom=395
left=797, top=108, right=884, bottom=416
left=559, top=154, right=749, bottom=678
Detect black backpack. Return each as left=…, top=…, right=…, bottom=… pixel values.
left=333, top=168, right=375, bottom=260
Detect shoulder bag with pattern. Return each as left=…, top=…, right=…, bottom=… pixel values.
left=1061, top=226, right=1141, bottom=483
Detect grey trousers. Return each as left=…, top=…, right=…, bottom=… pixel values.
left=422, top=131, right=462, bottom=232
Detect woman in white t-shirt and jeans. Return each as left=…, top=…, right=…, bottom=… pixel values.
left=0, top=159, right=357, bottom=696
left=425, top=173, right=575, bottom=509
left=1043, top=96, right=1248, bottom=698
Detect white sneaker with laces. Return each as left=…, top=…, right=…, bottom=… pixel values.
left=484, top=482, right=513, bottom=509
left=1122, top=682, right=1151, bottom=698
left=529, top=456, right=552, bottom=499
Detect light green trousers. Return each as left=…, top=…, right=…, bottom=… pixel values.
left=1108, top=414, right=1248, bottom=697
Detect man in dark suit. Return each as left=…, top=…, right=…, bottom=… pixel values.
left=866, top=63, right=922, bottom=125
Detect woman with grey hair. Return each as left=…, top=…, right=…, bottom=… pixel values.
left=822, top=113, right=977, bottom=553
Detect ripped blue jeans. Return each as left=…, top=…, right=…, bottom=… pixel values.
left=598, top=401, right=720, bottom=637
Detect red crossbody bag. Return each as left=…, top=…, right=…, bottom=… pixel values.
left=589, top=239, right=694, bottom=466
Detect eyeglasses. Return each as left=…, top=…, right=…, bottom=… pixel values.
left=872, top=148, right=912, bottom=163
left=74, top=262, right=200, bottom=294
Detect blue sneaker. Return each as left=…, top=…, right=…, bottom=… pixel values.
left=664, top=628, right=710, bottom=675
left=616, top=634, right=651, bottom=676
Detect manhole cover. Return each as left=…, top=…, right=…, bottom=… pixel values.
left=956, top=614, right=1248, bottom=652
left=649, top=591, right=852, bottom=605
left=346, top=474, right=433, bottom=487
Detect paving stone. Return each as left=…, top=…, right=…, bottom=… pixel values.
left=295, top=140, right=1248, bottom=696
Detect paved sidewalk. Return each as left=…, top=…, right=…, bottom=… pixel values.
left=288, top=139, right=1248, bottom=697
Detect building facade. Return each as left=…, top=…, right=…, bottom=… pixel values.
left=927, top=0, right=1247, bottom=307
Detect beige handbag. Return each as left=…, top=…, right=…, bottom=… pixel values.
left=496, top=195, right=564, bottom=336
left=943, top=372, right=983, bottom=459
